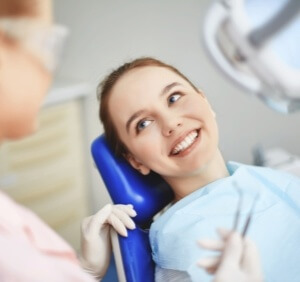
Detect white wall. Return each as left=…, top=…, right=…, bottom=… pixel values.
left=54, top=0, right=300, bottom=211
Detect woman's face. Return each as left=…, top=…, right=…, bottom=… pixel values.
left=0, top=40, right=51, bottom=140
left=108, top=66, right=219, bottom=181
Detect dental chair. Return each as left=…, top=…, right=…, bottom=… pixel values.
left=91, top=135, right=174, bottom=282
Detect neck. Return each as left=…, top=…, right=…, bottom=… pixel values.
left=165, top=149, right=229, bottom=202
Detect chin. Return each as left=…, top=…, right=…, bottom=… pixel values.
left=187, top=153, right=215, bottom=174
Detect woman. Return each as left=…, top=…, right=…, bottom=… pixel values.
left=97, top=57, right=300, bottom=281
left=0, top=0, right=136, bottom=281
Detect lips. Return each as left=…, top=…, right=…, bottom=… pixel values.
left=170, top=129, right=200, bottom=156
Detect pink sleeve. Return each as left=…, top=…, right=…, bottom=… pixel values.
left=0, top=234, right=97, bottom=282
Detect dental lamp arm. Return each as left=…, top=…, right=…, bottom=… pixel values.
left=203, top=0, right=300, bottom=113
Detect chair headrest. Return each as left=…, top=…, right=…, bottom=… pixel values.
left=91, top=135, right=174, bottom=226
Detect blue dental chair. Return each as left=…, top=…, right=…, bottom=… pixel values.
left=91, top=135, right=174, bottom=282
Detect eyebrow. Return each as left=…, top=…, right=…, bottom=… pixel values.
left=160, top=82, right=181, bottom=97
left=125, top=82, right=181, bottom=133
left=126, top=110, right=146, bottom=133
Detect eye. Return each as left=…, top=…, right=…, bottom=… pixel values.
left=168, top=93, right=181, bottom=105
left=136, top=119, right=152, bottom=132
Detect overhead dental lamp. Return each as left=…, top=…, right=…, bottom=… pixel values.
left=203, top=0, right=300, bottom=113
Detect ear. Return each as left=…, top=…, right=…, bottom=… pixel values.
left=124, top=153, right=151, bottom=175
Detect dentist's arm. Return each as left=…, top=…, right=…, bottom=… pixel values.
left=80, top=204, right=136, bottom=280
left=198, top=229, right=264, bottom=282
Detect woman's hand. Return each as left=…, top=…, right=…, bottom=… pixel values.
left=80, top=204, right=136, bottom=279
left=198, top=229, right=264, bottom=282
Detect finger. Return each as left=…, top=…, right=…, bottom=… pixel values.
left=206, top=264, right=219, bottom=275
left=199, top=264, right=219, bottom=275
left=114, top=204, right=137, bottom=217
left=198, top=256, right=220, bottom=274
left=87, top=204, right=113, bottom=234
left=112, top=207, right=136, bottom=230
left=198, top=238, right=224, bottom=251
left=217, top=227, right=232, bottom=240
left=197, top=256, right=220, bottom=269
left=218, top=232, right=243, bottom=269
left=108, top=213, right=128, bottom=237
left=115, top=204, right=137, bottom=217
left=241, top=237, right=262, bottom=273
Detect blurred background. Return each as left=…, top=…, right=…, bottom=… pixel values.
left=0, top=1, right=299, bottom=279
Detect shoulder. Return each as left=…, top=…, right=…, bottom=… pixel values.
left=229, top=161, right=299, bottom=184
left=229, top=162, right=300, bottom=208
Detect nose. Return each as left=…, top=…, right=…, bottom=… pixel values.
left=162, top=119, right=182, bottom=137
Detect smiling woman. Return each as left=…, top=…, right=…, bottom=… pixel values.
left=98, top=57, right=226, bottom=198
left=97, top=57, right=300, bottom=282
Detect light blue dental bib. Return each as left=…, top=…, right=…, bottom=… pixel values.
left=149, top=162, right=300, bottom=282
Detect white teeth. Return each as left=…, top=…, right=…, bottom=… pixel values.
left=171, top=130, right=198, bottom=155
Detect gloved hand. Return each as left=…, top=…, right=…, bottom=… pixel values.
left=198, top=228, right=264, bottom=282
left=79, top=204, right=136, bottom=280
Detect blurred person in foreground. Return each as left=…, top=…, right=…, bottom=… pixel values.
left=0, top=0, right=136, bottom=280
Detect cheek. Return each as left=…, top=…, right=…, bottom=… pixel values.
left=129, top=132, right=162, bottom=164
left=10, top=47, right=52, bottom=101
left=187, top=97, right=219, bottom=144
left=132, top=136, right=158, bottom=156
left=25, top=62, right=52, bottom=102
left=6, top=72, right=50, bottom=138
left=182, top=96, right=204, bottom=114
left=204, top=113, right=219, bottom=148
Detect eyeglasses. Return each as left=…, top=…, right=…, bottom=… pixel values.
left=0, top=18, right=69, bottom=73
left=232, top=182, right=260, bottom=237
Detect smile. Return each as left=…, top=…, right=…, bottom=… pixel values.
left=170, top=129, right=199, bottom=156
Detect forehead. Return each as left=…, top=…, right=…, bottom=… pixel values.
left=109, top=66, right=189, bottom=105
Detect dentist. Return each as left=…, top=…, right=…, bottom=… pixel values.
left=0, top=0, right=135, bottom=281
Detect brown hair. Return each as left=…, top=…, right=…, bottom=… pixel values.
left=97, top=57, right=200, bottom=158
